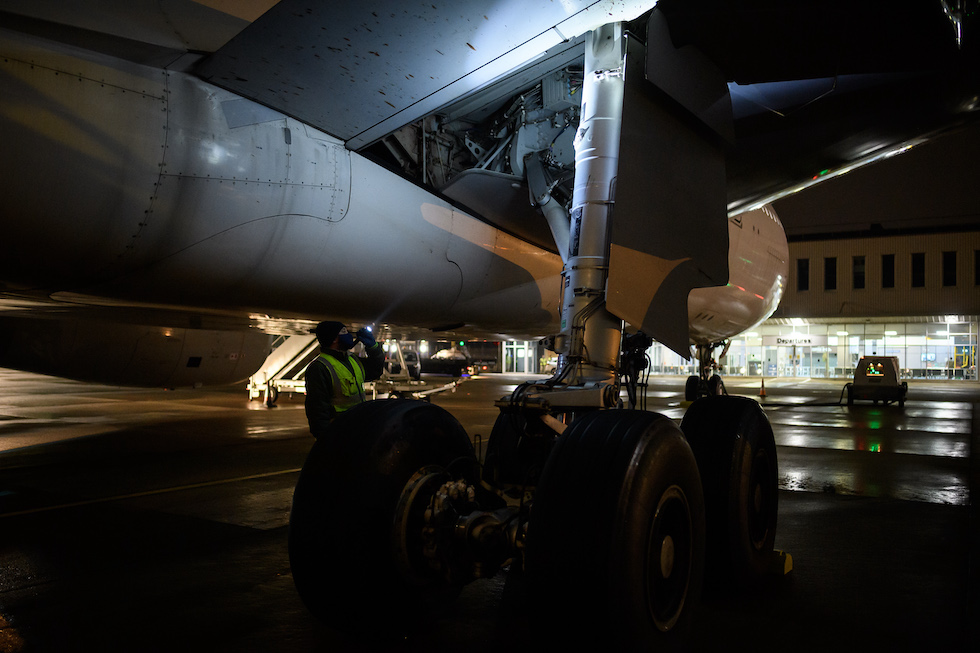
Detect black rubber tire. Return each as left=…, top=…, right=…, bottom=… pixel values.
left=288, top=399, right=476, bottom=639
left=681, top=395, right=778, bottom=589
left=527, top=410, right=705, bottom=651
left=482, top=411, right=555, bottom=488
left=265, top=385, right=279, bottom=407
left=707, top=374, right=726, bottom=396
left=684, top=375, right=700, bottom=401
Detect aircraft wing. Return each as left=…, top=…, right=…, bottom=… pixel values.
left=195, top=0, right=658, bottom=150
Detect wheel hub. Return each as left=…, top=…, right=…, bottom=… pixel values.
left=659, top=534, right=676, bottom=578
left=647, top=485, right=692, bottom=632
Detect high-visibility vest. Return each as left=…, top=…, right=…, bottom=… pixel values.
left=314, top=353, right=366, bottom=413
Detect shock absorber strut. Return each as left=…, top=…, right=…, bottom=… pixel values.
left=556, top=23, right=628, bottom=392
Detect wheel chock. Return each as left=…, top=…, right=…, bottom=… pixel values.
left=769, top=549, right=793, bottom=575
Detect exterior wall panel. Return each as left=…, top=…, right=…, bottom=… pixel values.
left=776, top=231, right=980, bottom=319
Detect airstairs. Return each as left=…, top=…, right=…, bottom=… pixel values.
left=247, top=336, right=460, bottom=406
left=247, top=334, right=320, bottom=405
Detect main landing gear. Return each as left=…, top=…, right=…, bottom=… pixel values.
left=288, top=20, right=786, bottom=648
left=287, top=384, right=783, bottom=646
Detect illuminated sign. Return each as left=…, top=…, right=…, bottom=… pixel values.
left=763, top=335, right=828, bottom=347
left=866, top=362, right=884, bottom=377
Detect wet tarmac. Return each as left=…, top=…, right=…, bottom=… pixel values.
left=0, top=369, right=977, bottom=651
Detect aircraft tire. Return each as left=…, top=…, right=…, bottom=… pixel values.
left=482, top=412, right=554, bottom=487
left=684, top=375, right=700, bottom=401
left=681, top=395, right=778, bottom=590
left=707, top=374, right=726, bottom=396
left=265, top=385, right=279, bottom=407
left=528, top=410, right=704, bottom=650
left=288, top=399, right=476, bottom=639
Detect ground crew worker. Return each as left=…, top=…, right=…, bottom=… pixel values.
left=305, top=320, right=384, bottom=438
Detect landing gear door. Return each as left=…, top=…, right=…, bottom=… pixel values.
left=606, top=15, right=730, bottom=357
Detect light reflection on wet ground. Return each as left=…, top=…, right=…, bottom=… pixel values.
left=0, top=370, right=975, bottom=650
left=641, top=376, right=977, bottom=507
left=479, top=375, right=977, bottom=505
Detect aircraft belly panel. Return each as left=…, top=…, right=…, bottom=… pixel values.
left=0, top=30, right=168, bottom=287
left=74, top=71, right=356, bottom=308
left=441, top=212, right=562, bottom=333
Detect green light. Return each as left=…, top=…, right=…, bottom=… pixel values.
left=459, top=340, right=464, bottom=346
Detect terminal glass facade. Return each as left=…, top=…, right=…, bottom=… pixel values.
left=502, top=340, right=540, bottom=373
left=648, top=319, right=978, bottom=380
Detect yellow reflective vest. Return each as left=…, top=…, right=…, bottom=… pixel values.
left=313, top=352, right=366, bottom=413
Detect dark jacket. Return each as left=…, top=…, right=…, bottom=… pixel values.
left=305, top=343, right=384, bottom=437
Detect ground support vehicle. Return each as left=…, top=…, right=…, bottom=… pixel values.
left=845, top=356, right=909, bottom=406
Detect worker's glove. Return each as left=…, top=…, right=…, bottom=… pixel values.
left=356, top=328, right=376, bottom=348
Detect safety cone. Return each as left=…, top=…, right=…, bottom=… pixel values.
left=759, top=377, right=767, bottom=398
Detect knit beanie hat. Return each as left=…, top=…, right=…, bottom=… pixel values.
left=311, top=320, right=345, bottom=346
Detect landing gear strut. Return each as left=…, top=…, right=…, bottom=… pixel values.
left=686, top=341, right=731, bottom=401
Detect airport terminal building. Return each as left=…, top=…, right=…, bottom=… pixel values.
left=647, top=228, right=980, bottom=381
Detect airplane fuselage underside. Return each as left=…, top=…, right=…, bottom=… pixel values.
left=0, top=28, right=562, bottom=338
left=0, top=23, right=785, bottom=381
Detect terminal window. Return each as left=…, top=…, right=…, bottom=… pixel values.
left=852, top=255, right=865, bottom=289
left=797, top=258, right=809, bottom=291
left=911, top=252, right=925, bottom=288
left=942, top=251, right=957, bottom=287
left=824, top=257, right=837, bottom=291
left=881, top=253, right=895, bottom=288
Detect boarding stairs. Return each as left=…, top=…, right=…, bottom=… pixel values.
left=247, top=336, right=460, bottom=406
left=247, top=334, right=320, bottom=405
